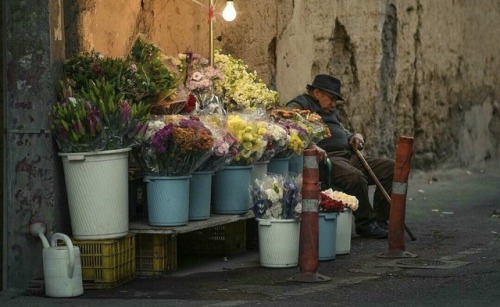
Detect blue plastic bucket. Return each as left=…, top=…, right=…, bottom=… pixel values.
left=267, top=157, right=290, bottom=175
left=145, top=175, right=191, bottom=226
left=189, top=171, right=214, bottom=221
left=212, top=165, right=253, bottom=214
left=289, top=154, right=304, bottom=175
left=318, top=212, right=338, bottom=261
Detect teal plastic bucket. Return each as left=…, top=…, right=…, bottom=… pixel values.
left=189, top=171, right=214, bottom=221
left=267, top=157, right=290, bottom=175
left=318, top=212, right=338, bottom=261
left=289, top=154, right=303, bottom=175
left=145, top=175, right=191, bottom=226
left=212, top=165, right=253, bottom=214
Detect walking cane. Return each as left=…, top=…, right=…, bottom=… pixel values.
left=352, top=147, right=417, bottom=241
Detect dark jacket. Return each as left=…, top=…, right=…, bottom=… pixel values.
left=286, top=94, right=352, bottom=153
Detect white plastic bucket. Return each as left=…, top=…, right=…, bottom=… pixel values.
left=336, top=208, right=353, bottom=255
left=43, top=233, right=83, bottom=298
left=59, top=148, right=131, bottom=240
left=257, top=218, right=300, bottom=268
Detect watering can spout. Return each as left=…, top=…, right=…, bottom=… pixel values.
left=29, top=222, right=50, bottom=248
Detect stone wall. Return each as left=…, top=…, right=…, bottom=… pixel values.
left=65, top=0, right=500, bottom=169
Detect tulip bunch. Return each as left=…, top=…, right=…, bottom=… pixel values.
left=50, top=79, right=150, bottom=153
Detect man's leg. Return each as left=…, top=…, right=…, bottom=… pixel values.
left=328, top=157, right=376, bottom=225
left=351, top=155, right=394, bottom=222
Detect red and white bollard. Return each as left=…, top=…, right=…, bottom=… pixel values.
left=289, top=147, right=331, bottom=282
left=379, top=136, right=417, bottom=258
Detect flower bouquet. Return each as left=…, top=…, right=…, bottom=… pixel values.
left=168, top=52, right=225, bottom=115
left=63, top=36, right=182, bottom=116
left=251, top=173, right=301, bottom=220
left=214, top=50, right=279, bottom=112
left=195, top=114, right=239, bottom=172
left=269, top=109, right=311, bottom=158
left=293, top=109, right=331, bottom=144
left=126, top=37, right=186, bottom=114
left=226, top=113, right=268, bottom=166
left=50, top=79, right=150, bottom=153
left=137, top=115, right=215, bottom=176
left=319, top=189, right=359, bottom=213
left=254, top=111, right=289, bottom=162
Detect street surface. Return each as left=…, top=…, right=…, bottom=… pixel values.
left=2, top=162, right=499, bottom=306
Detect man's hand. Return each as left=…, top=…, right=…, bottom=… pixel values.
left=350, top=133, right=365, bottom=150
left=314, top=144, right=328, bottom=162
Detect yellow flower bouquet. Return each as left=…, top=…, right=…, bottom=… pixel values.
left=226, top=113, right=268, bottom=165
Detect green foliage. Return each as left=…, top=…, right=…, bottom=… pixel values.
left=51, top=37, right=182, bottom=152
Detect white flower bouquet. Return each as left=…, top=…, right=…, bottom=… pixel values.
left=251, top=173, right=301, bottom=219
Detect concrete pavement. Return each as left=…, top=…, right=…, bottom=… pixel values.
left=2, top=162, right=500, bottom=306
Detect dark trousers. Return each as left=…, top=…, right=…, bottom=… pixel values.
left=321, top=152, right=394, bottom=226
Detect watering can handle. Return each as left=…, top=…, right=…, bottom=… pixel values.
left=50, top=233, right=76, bottom=279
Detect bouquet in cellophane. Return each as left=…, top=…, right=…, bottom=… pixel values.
left=195, top=114, right=239, bottom=172
left=137, top=115, right=215, bottom=176
left=250, top=173, right=302, bottom=220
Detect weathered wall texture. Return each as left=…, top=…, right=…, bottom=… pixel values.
left=276, top=0, right=500, bottom=168
left=4, top=0, right=68, bottom=290
left=65, top=0, right=500, bottom=170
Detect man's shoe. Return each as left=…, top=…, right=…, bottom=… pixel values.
left=377, top=219, right=389, bottom=231
left=355, top=220, right=388, bottom=239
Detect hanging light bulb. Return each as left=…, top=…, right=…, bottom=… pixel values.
left=222, top=0, right=237, bottom=22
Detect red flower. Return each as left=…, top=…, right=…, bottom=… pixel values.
left=180, top=94, right=196, bottom=113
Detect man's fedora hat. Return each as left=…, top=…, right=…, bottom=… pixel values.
left=308, top=74, right=344, bottom=101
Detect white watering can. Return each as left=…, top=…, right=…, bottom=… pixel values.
left=30, top=222, right=84, bottom=297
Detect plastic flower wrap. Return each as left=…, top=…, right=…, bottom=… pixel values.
left=168, top=52, right=225, bottom=115
left=294, top=110, right=331, bottom=144
left=320, top=188, right=359, bottom=212
left=226, top=113, right=268, bottom=166
left=195, top=114, right=239, bottom=172
left=251, top=173, right=301, bottom=219
left=137, top=115, right=214, bottom=176
left=270, top=109, right=320, bottom=158
left=259, top=120, right=289, bottom=162
left=214, top=50, right=279, bottom=111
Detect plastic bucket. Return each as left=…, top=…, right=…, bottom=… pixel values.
left=257, top=218, right=300, bottom=268
left=189, top=171, right=214, bottom=221
left=59, top=148, right=131, bottom=240
left=318, top=212, right=338, bottom=261
left=212, top=165, right=253, bottom=214
left=267, top=157, right=290, bottom=175
left=336, top=208, right=353, bottom=255
left=289, top=154, right=304, bottom=175
left=145, top=175, right=191, bottom=226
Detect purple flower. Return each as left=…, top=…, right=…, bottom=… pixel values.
left=119, top=100, right=131, bottom=125
left=86, top=106, right=100, bottom=137
left=151, top=123, right=174, bottom=153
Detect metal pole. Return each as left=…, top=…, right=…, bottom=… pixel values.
left=209, top=0, right=215, bottom=65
